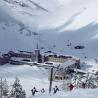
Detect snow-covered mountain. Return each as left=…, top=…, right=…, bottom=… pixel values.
left=0, top=1, right=98, bottom=98
left=0, top=0, right=98, bottom=60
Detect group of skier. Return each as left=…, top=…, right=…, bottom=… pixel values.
left=31, top=80, right=97, bottom=96
left=31, top=85, right=59, bottom=96
left=30, top=83, right=86, bottom=96
left=68, top=81, right=97, bottom=91
left=31, top=87, right=45, bottom=96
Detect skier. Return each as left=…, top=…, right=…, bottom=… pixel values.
left=68, top=83, right=74, bottom=91
left=31, top=87, right=38, bottom=96
left=53, top=85, right=59, bottom=94
left=81, top=82, right=86, bottom=89
left=41, top=88, right=45, bottom=93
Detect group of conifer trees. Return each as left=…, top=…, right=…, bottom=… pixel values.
left=62, top=72, right=98, bottom=91
left=0, top=77, right=26, bottom=98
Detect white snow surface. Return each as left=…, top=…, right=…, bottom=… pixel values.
left=0, top=64, right=98, bottom=98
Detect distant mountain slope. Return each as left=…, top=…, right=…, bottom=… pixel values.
left=0, top=6, right=37, bottom=52
left=0, top=0, right=98, bottom=60
left=1, top=0, right=98, bottom=30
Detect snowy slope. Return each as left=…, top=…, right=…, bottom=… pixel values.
left=1, top=0, right=98, bottom=30
left=0, top=65, right=48, bottom=97
left=0, top=65, right=98, bottom=98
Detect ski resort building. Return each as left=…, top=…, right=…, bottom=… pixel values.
left=0, top=53, right=10, bottom=65
left=0, top=49, right=80, bottom=69
left=7, top=50, right=43, bottom=64
left=0, top=49, right=81, bottom=81
left=48, top=55, right=80, bottom=81
left=46, top=54, right=80, bottom=65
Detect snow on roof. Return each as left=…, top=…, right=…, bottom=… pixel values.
left=74, top=69, right=87, bottom=74
left=59, top=59, right=76, bottom=68
left=44, top=53, right=80, bottom=60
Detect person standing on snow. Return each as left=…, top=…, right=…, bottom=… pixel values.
left=68, top=83, right=74, bottom=91
left=31, top=87, right=38, bottom=96
left=81, top=82, right=86, bottom=89
left=53, top=86, right=59, bottom=94
left=41, top=88, right=45, bottom=93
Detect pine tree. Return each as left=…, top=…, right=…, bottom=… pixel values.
left=0, top=78, right=9, bottom=98
left=2, top=79, right=9, bottom=97
left=9, top=77, right=26, bottom=98
left=72, top=73, right=80, bottom=88
left=85, top=73, right=97, bottom=88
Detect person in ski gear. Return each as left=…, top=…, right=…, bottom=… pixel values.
left=68, top=83, right=74, bottom=91
left=81, top=82, right=86, bottom=88
left=31, top=87, right=38, bottom=96
left=53, top=85, right=59, bottom=94
left=41, top=88, right=45, bottom=93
